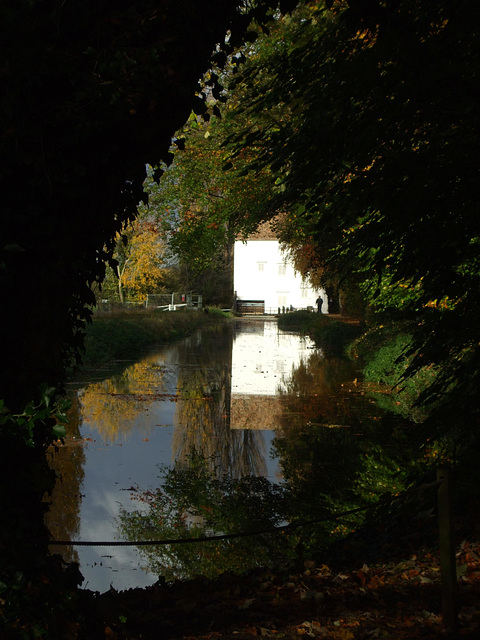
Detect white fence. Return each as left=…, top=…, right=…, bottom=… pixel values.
left=146, top=293, right=202, bottom=311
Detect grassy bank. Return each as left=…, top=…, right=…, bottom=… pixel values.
left=278, top=312, right=432, bottom=423
left=78, top=307, right=227, bottom=369
left=278, top=310, right=364, bottom=356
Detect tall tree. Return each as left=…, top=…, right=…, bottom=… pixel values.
left=220, top=0, right=480, bottom=432
left=0, top=0, right=284, bottom=411
left=102, top=216, right=175, bottom=303
left=144, top=98, right=276, bottom=302
left=0, top=0, right=295, bottom=615
left=146, top=0, right=480, bottom=437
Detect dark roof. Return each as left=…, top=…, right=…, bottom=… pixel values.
left=238, top=219, right=278, bottom=241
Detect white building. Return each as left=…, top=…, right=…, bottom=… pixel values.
left=233, top=222, right=326, bottom=314
left=230, top=319, right=317, bottom=430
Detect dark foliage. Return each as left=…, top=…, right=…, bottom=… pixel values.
left=0, top=0, right=251, bottom=410
left=0, top=2, right=292, bottom=634
left=223, top=0, right=480, bottom=436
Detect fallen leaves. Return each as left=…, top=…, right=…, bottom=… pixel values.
left=76, top=539, right=480, bottom=640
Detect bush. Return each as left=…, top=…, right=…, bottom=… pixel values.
left=277, top=310, right=323, bottom=333
left=309, top=320, right=363, bottom=356
left=203, top=306, right=233, bottom=318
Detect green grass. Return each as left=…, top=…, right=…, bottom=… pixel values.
left=79, top=307, right=221, bottom=368
left=349, top=321, right=435, bottom=423
left=347, top=319, right=414, bottom=362
left=277, top=309, right=321, bottom=333
left=278, top=311, right=363, bottom=356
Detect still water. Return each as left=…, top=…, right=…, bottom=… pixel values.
left=47, top=318, right=353, bottom=592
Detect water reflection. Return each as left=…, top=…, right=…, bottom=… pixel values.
left=46, top=319, right=317, bottom=591
left=273, top=351, right=378, bottom=534
left=118, top=335, right=378, bottom=583
left=172, top=325, right=268, bottom=479
left=47, top=319, right=408, bottom=591
left=45, top=393, right=84, bottom=566
left=79, top=359, right=178, bottom=440
left=118, top=457, right=289, bottom=582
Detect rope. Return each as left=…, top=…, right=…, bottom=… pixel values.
left=48, top=479, right=442, bottom=547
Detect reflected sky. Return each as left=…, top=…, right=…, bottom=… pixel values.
left=47, top=319, right=317, bottom=593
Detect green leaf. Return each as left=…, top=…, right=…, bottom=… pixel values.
left=52, top=424, right=67, bottom=439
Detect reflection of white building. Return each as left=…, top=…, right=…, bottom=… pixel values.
left=230, top=320, right=316, bottom=430
left=233, top=221, right=326, bottom=314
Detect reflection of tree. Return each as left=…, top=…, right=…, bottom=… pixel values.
left=79, top=352, right=175, bottom=441
left=118, top=453, right=288, bottom=581
left=228, top=430, right=267, bottom=479
left=278, top=352, right=368, bottom=429
left=45, top=393, right=84, bottom=564
left=273, top=351, right=412, bottom=544
left=172, top=325, right=267, bottom=478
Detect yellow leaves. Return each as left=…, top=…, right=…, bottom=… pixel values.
left=119, top=219, right=169, bottom=301
left=423, top=296, right=456, bottom=311
left=80, top=356, right=171, bottom=441
left=356, top=29, right=370, bottom=40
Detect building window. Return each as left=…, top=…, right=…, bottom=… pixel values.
left=278, top=295, right=287, bottom=307
left=258, top=262, right=266, bottom=272
left=278, top=263, right=286, bottom=275
left=301, top=287, right=308, bottom=298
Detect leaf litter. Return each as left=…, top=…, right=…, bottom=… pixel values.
left=77, top=538, right=480, bottom=639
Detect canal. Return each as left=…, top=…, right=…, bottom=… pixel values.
left=46, top=318, right=385, bottom=593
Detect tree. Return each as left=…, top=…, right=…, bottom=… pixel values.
left=101, top=215, right=175, bottom=303
left=143, top=61, right=279, bottom=302
left=218, top=0, right=480, bottom=434
left=0, top=0, right=284, bottom=411
left=0, top=0, right=296, bottom=615
left=144, top=0, right=480, bottom=440
left=120, top=220, right=169, bottom=300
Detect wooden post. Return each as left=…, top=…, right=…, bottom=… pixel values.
left=437, top=467, right=458, bottom=633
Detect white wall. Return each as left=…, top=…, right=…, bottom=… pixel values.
left=233, top=239, right=326, bottom=313
left=231, top=320, right=316, bottom=396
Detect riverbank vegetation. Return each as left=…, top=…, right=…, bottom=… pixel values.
left=278, top=311, right=364, bottom=357
left=147, top=0, right=480, bottom=467
left=79, top=306, right=228, bottom=369
left=276, top=312, right=480, bottom=559
left=2, top=0, right=480, bottom=637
